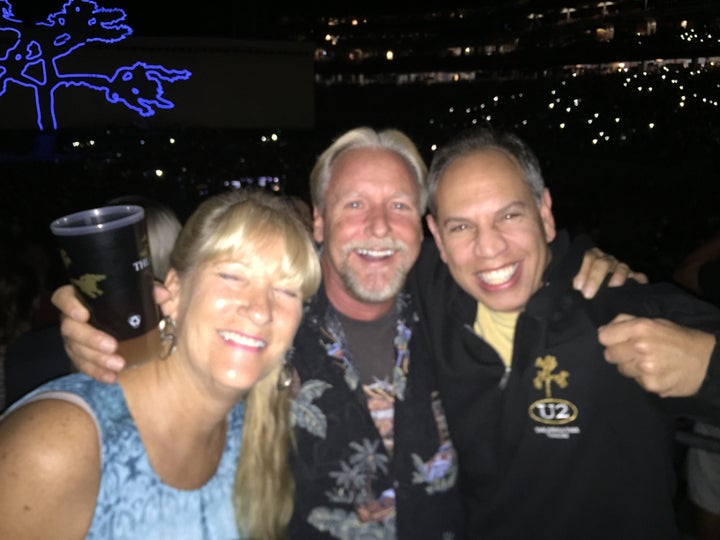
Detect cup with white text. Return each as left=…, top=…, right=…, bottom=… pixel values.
left=50, top=205, right=162, bottom=367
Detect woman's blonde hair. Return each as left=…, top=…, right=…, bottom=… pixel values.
left=170, top=188, right=320, bottom=539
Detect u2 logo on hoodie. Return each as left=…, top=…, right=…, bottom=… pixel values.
left=529, top=398, right=578, bottom=425
left=529, top=355, right=579, bottom=436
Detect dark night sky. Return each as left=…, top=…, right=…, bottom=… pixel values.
left=12, top=1, right=250, bottom=38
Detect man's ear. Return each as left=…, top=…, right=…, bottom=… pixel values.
left=312, top=207, right=324, bottom=244
left=162, top=269, right=182, bottom=320
left=426, top=214, right=449, bottom=264
left=540, top=189, right=556, bottom=243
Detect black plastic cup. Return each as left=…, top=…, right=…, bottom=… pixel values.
left=50, top=205, right=161, bottom=367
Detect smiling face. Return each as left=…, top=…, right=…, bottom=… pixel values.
left=313, top=146, right=423, bottom=318
left=427, top=149, right=556, bottom=314
left=166, top=240, right=304, bottom=395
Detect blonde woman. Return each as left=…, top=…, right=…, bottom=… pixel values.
left=0, top=189, right=321, bottom=540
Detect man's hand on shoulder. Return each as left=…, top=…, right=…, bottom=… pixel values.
left=574, top=247, right=648, bottom=299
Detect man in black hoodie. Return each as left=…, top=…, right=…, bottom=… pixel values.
left=410, top=127, right=720, bottom=539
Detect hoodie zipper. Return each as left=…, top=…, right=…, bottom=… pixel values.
left=464, top=323, right=512, bottom=389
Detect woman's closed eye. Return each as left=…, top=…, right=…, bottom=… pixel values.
left=219, top=272, right=245, bottom=282
left=274, top=285, right=299, bottom=299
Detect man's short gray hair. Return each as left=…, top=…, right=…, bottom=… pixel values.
left=310, top=127, right=428, bottom=214
left=427, top=128, right=545, bottom=216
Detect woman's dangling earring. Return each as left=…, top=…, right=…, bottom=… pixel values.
left=277, top=358, right=294, bottom=391
left=159, top=316, right=177, bottom=360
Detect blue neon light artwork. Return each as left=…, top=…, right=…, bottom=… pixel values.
left=0, top=0, right=192, bottom=130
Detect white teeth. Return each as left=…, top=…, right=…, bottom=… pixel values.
left=478, top=263, right=518, bottom=285
left=218, top=331, right=266, bottom=348
left=356, top=248, right=394, bottom=258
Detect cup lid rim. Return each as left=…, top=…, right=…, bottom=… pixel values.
left=50, top=205, right=145, bottom=236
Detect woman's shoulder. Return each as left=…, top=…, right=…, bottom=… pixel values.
left=1, top=396, right=100, bottom=471
left=0, top=398, right=100, bottom=538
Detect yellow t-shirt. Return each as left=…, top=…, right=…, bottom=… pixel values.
left=473, top=302, right=519, bottom=368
